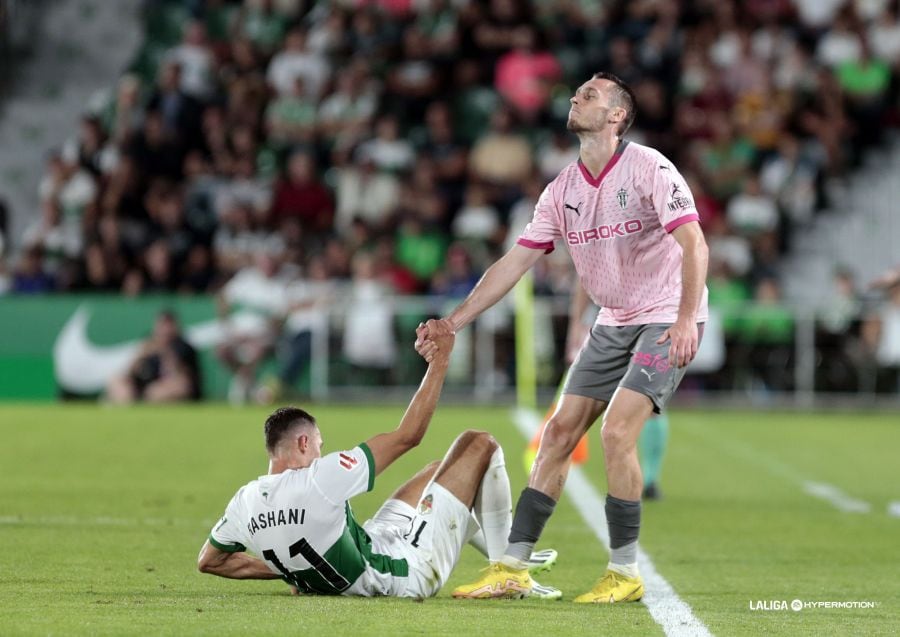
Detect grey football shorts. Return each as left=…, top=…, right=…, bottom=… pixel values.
left=563, top=323, right=704, bottom=413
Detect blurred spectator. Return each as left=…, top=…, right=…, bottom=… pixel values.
left=734, top=277, right=795, bottom=392
left=318, top=67, right=378, bottom=147
left=334, top=157, right=400, bottom=235
left=862, top=282, right=900, bottom=392
left=469, top=107, right=532, bottom=189
left=83, top=216, right=129, bottom=292
left=869, top=5, right=900, bottom=64
left=123, top=238, right=177, bottom=295
left=837, top=39, right=892, bottom=147
left=430, top=242, right=480, bottom=299
left=537, top=130, right=578, bottom=182
left=726, top=174, right=779, bottom=237
left=395, top=212, right=448, bottom=287
left=472, top=0, right=534, bottom=69
left=816, top=12, right=863, bottom=68
left=494, top=26, right=561, bottom=121
left=220, top=38, right=268, bottom=128
left=128, top=110, right=184, bottom=181
left=62, top=115, right=113, bottom=178
left=25, top=152, right=95, bottom=262
left=817, top=268, right=863, bottom=392
left=166, top=20, right=216, bottom=101
left=214, top=202, right=284, bottom=277
left=264, top=76, right=318, bottom=147
left=357, top=115, right=415, bottom=174
left=418, top=100, right=468, bottom=201
left=267, top=28, right=330, bottom=99
left=106, top=310, right=201, bottom=403
left=385, top=25, right=440, bottom=121
left=103, top=74, right=144, bottom=146
left=146, top=60, right=203, bottom=149
left=216, top=253, right=289, bottom=404
left=452, top=184, right=501, bottom=245
left=269, top=149, right=334, bottom=236
left=342, top=251, right=396, bottom=382
left=237, top=0, right=290, bottom=57
left=759, top=135, right=821, bottom=226
left=12, top=246, right=55, bottom=294
left=261, top=255, right=335, bottom=402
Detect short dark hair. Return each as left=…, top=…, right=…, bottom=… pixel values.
left=264, top=407, right=317, bottom=454
left=592, top=72, right=637, bottom=136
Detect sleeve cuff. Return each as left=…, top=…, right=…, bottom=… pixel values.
left=358, top=442, right=376, bottom=492
left=208, top=535, right=246, bottom=553
left=517, top=238, right=555, bottom=254
left=664, top=213, right=700, bottom=233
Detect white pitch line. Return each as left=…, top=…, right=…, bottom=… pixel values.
left=887, top=502, right=900, bottom=518
left=679, top=423, right=873, bottom=515
left=802, top=482, right=871, bottom=514
left=512, top=409, right=713, bottom=637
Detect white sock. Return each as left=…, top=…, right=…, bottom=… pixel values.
left=469, top=530, right=489, bottom=559
left=471, top=446, right=512, bottom=563
left=607, top=560, right=639, bottom=579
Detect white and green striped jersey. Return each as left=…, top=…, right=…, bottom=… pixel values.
left=209, top=443, right=412, bottom=596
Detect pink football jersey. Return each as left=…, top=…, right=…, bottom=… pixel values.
left=518, top=140, right=709, bottom=326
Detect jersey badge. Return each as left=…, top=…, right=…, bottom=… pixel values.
left=339, top=452, right=359, bottom=471
left=418, top=494, right=434, bottom=515
left=616, top=188, right=628, bottom=210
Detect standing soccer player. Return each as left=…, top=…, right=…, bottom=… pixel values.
left=417, top=72, right=708, bottom=603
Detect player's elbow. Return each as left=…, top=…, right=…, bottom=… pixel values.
left=401, top=431, right=425, bottom=450
left=197, top=543, right=222, bottom=575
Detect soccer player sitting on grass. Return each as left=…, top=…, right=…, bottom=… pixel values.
left=198, top=319, right=559, bottom=598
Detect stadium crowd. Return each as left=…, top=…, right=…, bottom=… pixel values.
left=2, top=0, right=900, bottom=397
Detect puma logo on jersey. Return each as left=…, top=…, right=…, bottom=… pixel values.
left=339, top=453, right=358, bottom=471
left=564, top=201, right=583, bottom=216
left=640, top=369, right=656, bottom=381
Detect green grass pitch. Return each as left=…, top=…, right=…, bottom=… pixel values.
left=0, top=404, right=897, bottom=636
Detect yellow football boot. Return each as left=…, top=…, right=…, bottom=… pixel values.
left=573, top=569, right=644, bottom=603
left=451, top=563, right=533, bottom=599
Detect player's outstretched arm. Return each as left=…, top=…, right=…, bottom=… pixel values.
left=416, top=244, right=542, bottom=362
left=365, top=319, right=455, bottom=476
left=197, top=540, right=282, bottom=580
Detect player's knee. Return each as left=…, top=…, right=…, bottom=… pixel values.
left=457, top=429, right=498, bottom=457
left=540, top=418, right=581, bottom=457
left=600, top=417, right=633, bottom=454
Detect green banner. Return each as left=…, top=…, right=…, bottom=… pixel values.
left=0, top=295, right=235, bottom=400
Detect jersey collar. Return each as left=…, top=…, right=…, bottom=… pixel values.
left=577, top=140, right=630, bottom=188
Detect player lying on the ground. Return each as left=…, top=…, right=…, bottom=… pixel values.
left=197, top=320, right=559, bottom=598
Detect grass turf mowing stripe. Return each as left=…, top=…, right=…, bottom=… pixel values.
left=680, top=420, right=873, bottom=515
left=511, top=408, right=713, bottom=637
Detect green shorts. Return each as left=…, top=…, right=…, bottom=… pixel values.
left=563, top=323, right=703, bottom=413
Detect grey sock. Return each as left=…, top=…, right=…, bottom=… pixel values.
left=503, top=487, right=557, bottom=563
left=606, top=494, right=640, bottom=566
